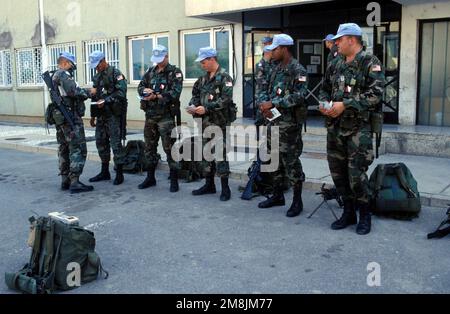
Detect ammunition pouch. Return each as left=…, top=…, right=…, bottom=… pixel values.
left=292, top=105, right=308, bottom=125
left=76, top=102, right=86, bottom=118
left=169, top=98, right=181, bottom=120
left=90, top=104, right=102, bottom=118
left=110, top=97, right=127, bottom=117
left=209, top=108, right=228, bottom=127
left=45, top=103, right=57, bottom=126
left=52, top=107, right=66, bottom=126
left=339, top=109, right=360, bottom=130
left=370, top=111, right=384, bottom=134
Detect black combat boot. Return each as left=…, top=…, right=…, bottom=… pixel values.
left=69, top=177, right=94, bottom=194
left=192, top=176, right=216, bottom=196
left=138, top=167, right=156, bottom=189
left=258, top=188, right=285, bottom=208
left=113, top=164, right=124, bottom=186
left=61, top=174, right=70, bottom=191
left=89, top=163, right=111, bottom=182
left=331, top=200, right=357, bottom=230
left=356, top=202, right=372, bottom=235
left=286, top=182, right=303, bottom=218
left=220, top=177, right=231, bottom=201
left=170, top=169, right=179, bottom=193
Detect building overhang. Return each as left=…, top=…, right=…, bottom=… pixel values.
left=185, top=0, right=438, bottom=17
left=185, top=0, right=331, bottom=17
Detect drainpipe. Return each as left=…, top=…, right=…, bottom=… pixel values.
left=39, top=0, right=49, bottom=132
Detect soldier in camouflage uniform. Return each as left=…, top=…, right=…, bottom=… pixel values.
left=88, top=51, right=128, bottom=186
left=324, top=34, right=340, bottom=67
left=255, top=37, right=274, bottom=126
left=137, top=45, right=183, bottom=192
left=187, top=47, right=234, bottom=202
left=257, top=34, right=309, bottom=218
left=51, top=52, right=93, bottom=194
left=319, top=23, right=385, bottom=235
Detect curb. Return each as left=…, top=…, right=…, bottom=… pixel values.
left=1, top=141, right=449, bottom=208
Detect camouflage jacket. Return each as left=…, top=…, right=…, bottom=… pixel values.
left=52, top=68, right=89, bottom=120
left=93, top=65, right=127, bottom=103
left=319, top=49, right=385, bottom=117
left=327, top=44, right=340, bottom=66
left=138, top=63, right=183, bottom=119
left=255, top=57, right=275, bottom=105
left=260, top=57, right=308, bottom=124
left=92, top=65, right=127, bottom=117
left=189, top=67, right=233, bottom=127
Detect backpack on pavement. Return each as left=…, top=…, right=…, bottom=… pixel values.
left=5, top=215, right=108, bottom=294
left=369, top=163, right=421, bottom=219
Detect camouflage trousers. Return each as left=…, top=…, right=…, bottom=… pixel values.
left=266, top=121, right=305, bottom=189
left=198, top=122, right=230, bottom=179
left=327, top=122, right=374, bottom=204
left=144, top=117, right=179, bottom=170
left=95, top=114, right=125, bottom=166
left=56, top=122, right=87, bottom=180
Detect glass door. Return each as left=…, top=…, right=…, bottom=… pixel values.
left=243, top=30, right=281, bottom=119
left=418, top=20, right=450, bottom=127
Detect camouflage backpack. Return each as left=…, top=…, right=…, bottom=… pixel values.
left=177, top=136, right=203, bottom=183
left=120, top=140, right=152, bottom=173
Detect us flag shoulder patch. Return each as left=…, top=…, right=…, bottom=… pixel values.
left=117, top=75, right=124, bottom=81
left=225, top=81, right=233, bottom=87
left=176, top=73, right=182, bottom=78
left=372, top=65, right=381, bottom=72
left=298, top=76, right=307, bottom=82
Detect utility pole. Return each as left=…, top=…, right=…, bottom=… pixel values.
left=39, top=0, right=50, bottom=133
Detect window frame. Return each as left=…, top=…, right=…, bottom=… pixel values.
left=127, top=32, right=170, bottom=85
left=180, top=25, right=233, bottom=82
left=83, top=38, right=120, bottom=85
left=15, top=47, right=43, bottom=87
left=0, top=49, right=13, bottom=87
left=47, top=42, right=77, bottom=80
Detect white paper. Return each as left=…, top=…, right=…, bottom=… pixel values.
left=311, top=56, right=321, bottom=65
left=303, top=45, right=314, bottom=54
left=307, top=65, right=318, bottom=74
left=314, top=43, right=322, bottom=55
left=267, top=107, right=282, bottom=122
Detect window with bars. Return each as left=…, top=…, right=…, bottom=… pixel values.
left=83, top=38, right=119, bottom=84
left=16, top=47, right=43, bottom=86
left=128, top=33, right=169, bottom=83
left=0, top=50, right=13, bottom=87
left=48, top=42, right=77, bottom=80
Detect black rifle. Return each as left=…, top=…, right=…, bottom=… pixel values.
left=241, top=123, right=271, bottom=200
left=308, top=184, right=342, bottom=220
left=427, top=204, right=450, bottom=239
left=119, top=99, right=128, bottom=146
left=42, top=71, right=76, bottom=136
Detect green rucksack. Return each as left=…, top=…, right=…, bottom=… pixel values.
left=177, top=136, right=204, bottom=183
left=5, top=216, right=108, bottom=294
left=369, top=163, right=421, bottom=219
left=120, top=140, right=153, bottom=173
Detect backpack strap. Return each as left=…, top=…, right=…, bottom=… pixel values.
left=393, top=164, right=417, bottom=198
left=374, top=164, right=387, bottom=195
left=41, top=233, right=63, bottom=294
left=43, top=220, right=55, bottom=274
left=29, top=219, right=43, bottom=273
